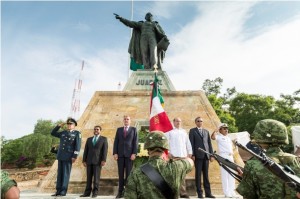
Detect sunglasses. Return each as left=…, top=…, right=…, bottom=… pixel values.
left=67, top=123, right=73, bottom=125
left=94, top=129, right=100, bottom=131
left=196, top=120, right=203, bottom=122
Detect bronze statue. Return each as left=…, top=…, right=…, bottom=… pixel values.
left=114, top=12, right=169, bottom=70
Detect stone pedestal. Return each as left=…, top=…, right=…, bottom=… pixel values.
left=39, top=70, right=225, bottom=195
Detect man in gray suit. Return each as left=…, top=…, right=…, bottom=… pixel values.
left=80, top=125, right=108, bottom=198
left=189, top=117, right=215, bottom=198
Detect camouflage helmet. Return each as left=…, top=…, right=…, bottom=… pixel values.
left=144, top=131, right=169, bottom=150
left=252, top=119, right=288, bottom=145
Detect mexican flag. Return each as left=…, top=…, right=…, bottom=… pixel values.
left=149, top=73, right=173, bottom=132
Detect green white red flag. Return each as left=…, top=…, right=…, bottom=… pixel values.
left=149, top=73, right=173, bottom=132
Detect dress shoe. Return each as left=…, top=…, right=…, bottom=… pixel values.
left=80, top=194, right=90, bottom=197
left=115, top=192, right=124, bottom=198
left=180, top=194, right=190, bottom=198
left=51, top=193, right=59, bottom=196
left=206, top=194, right=216, bottom=198
left=91, top=194, right=98, bottom=198
left=198, top=194, right=204, bottom=198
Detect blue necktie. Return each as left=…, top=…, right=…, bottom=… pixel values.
left=93, top=136, right=97, bottom=145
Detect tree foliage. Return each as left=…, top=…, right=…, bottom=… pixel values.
left=202, top=77, right=238, bottom=132
left=229, top=93, right=275, bottom=133
left=1, top=119, right=59, bottom=168
left=202, top=77, right=300, bottom=153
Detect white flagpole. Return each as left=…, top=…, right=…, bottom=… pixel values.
left=127, top=0, right=134, bottom=79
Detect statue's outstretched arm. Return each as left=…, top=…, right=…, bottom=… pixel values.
left=113, top=13, right=121, bottom=20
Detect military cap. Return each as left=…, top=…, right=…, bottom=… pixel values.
left=218, top=123, right=228, bottom=129
left=66, top=117, right=77, bottom=126
left=144, top=131, right=169, bottom=150
left=1, top=170, right=17, bottom=199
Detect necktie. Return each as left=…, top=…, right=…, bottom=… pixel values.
left=93, top=136, right=97, bottom=145
left=199, top=129, right=203, bottom=137
left=124, top=127, right=128, bottom=138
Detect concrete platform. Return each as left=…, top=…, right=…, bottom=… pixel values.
left=20, top=192, right=243, bottom=199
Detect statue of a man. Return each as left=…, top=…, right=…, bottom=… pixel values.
left=114, top=12, right=169, bottom=70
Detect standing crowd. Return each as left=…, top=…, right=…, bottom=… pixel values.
left=2, top=116, right=299, bottom=199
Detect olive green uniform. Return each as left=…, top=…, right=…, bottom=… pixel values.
left=237, top=147, right=300, bottom=199
left=237, top=119, right=300, bottom=199
left=1, top=170, right=18, bottom=199
left=124, top=156, right=192, bottom=199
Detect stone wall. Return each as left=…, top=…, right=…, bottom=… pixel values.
left=7, top=168, right=50, bottom=182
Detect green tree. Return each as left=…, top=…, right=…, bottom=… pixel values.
left=34, top=119, right=55, bottom=135
left=202, top=77, right=223, bottom=96
left=202, top=77, right=238, bottom=132
left=1, top=138, right=24, bottom=166
left=229, top=93, right=275, bottom=133
left=1, top=119, right=60, bottom=168
left=207, top=94, right=237, bottom=132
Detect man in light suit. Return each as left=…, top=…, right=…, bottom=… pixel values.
left=113, top=115, right=138, bottom=198
left=189, top=117, right=215, bottom=198
left=80, top=125, right=108, bottom=198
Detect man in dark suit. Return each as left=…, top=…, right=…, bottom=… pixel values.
left=113, top=115, right=138, bottom=198
left=189, top=117, right=215, bottom=198
left=80, top=125, right=108, bottom=198
left=51, top=118, right=81, bottom=197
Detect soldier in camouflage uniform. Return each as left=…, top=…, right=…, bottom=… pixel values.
left=236, top=119, right=300, bottom=199
left=1, top=170, right=19, bottom=199
left=124, top=131, right=194, bottom=199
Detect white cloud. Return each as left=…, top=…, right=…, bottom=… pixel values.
left=2, top=1, right=300, bottom=140
left=164, top=2, right=300, bottom=97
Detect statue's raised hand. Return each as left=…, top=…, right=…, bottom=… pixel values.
left=113, top=13, right=121, bottom=20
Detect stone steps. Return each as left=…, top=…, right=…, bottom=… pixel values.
left=20, top=192, right=243, bottom=199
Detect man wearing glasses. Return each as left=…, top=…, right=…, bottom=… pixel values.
left=80, top=125, right=108, bottom=198
left=189, top=117, right=215, bottom=198
left=51, top=118, right=81, bottom=197
left=113, top=115, right=138, bottom=198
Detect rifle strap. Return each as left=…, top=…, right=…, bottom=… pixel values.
left=141, top=163, right=175, bottom=199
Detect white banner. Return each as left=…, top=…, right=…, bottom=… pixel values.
left=291, top=126, right=300, bottom=156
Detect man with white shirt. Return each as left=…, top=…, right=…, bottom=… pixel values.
left=165, top=117, right=193, bottom=198
left=211, top=123, right=236, bottom=198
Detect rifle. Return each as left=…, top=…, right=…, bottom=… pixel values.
left=198, top=147, right=243, bottom=182
left=235, top=141, right=300, bottom=192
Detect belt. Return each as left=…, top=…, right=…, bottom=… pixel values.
left=220, top=152, right=233, bottom=156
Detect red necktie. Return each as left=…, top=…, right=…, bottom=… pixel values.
left=124, top=127, right=128, bottom=138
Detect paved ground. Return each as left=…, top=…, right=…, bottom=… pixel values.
left=20, top=192, right=243, bottom=199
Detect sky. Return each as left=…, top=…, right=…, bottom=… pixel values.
left=2, top=1, right=300, bottom=140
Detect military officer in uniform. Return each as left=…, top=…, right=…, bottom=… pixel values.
left=124, top=131, right=194, bottom=199
left=236, top=119, right=300, bottom=199
left=51, top=118, right=81, bottom=196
